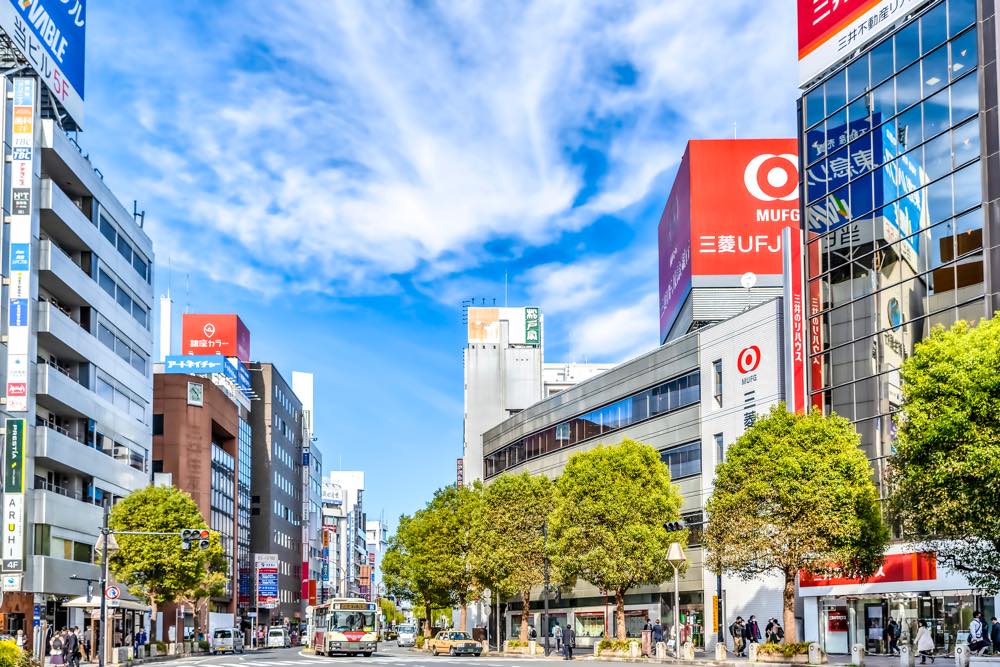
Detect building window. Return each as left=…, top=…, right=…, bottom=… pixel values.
left=712, top=360, right=723, bottom=407
left=152, top=414, right=163, bottom=436
left=659, top=441, right=702, bottom=480
left=714, top=433, right=724, bottom=465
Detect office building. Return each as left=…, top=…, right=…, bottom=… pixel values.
left=248, top=363, right=304, bottom=624
left=365, top=519, right=388, bottom=598
left=796, top=0, right=998, bottom=651
left=658, top=139, right=803, bottom=343
left=152, top=373, right=240, bottom=637
left=320, top=490, right=347, bottom=601
left=0, top=72, right=155, bottom=641
left=324, top=471, right=366, bottom=598
left=482, top=301, right=789, bottom=650
left=292, top=371, right=323, bottom=610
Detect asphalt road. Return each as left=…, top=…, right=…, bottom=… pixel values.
left=169, top=643, right=562, bottom=667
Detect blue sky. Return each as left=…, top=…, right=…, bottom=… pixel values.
left=79, top=1, right=800, bottom=530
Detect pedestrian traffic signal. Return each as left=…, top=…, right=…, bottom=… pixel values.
left=664, top=520, right=686, bottom=532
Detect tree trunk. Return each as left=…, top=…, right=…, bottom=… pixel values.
left=459, top=595, right=468, bottom=632
left=521, top=590, right=531, bottom=642
left=150, top=600, right=159, bottom=642
left=424, top=602, right=433, bottom=637
left=783, top=570, right=797, bottom=642
left=615, top=590, right=627, bottom=640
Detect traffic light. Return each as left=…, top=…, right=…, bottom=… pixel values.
left=664, top=520, right=686, bottom=532
left=179, top=529, right=211, bottom=550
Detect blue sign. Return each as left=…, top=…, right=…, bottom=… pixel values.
left=11, top=147, right=32, bottom=162
left=8, top=298, right=28, bottom=327
left=7, top=0, right=86, bottom=96
left=163, top=354, right=226, bottom=375
left=33, top=604, right=41, bottom=627
left=223, top=357, right=252, bottom=397
left=9, top=244, right=29, bottom=271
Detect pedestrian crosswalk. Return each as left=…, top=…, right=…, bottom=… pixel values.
left=177, top=656, right=517, bottom=667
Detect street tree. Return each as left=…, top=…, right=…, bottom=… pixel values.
left=549, top=438, right=684, bottom=640
left=382, top=511, right=453, bottom=636
left=705, top=404, right=888, bottom=639
left=423, top=483, right=483, bottom=631
left=108, top=485, right=226, bottom=639
left=889, top=315, right=1000, bottom=591
left=472, top=472, right=554, bottom=641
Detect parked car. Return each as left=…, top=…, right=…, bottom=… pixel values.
left=266, top=627, right=291, bottom=649
left=428, top=631, right=482, bottom=657
left=397, top=624, right=417, bottom=647
left=210, top=628, right=244, bottom=654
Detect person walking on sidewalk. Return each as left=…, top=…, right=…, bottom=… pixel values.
left=561, top=624, right=575, bottom=660
left=730, top=617, right=746, bottom=656
left=991, top=617, right=1000, bottom=654
left=970, top=611, right=991, bottom=655
left=746, top=616, right=762, bottom=645
left=915, top=621, right=935, bottom=664
left=887, top=616, right=900, bottom=655
left=552, top=623, right=561, bottom=653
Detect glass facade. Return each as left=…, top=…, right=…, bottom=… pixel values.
left=211, top=443, right=236, bottom=597
left=237, top=417, right=253, bottom=610
left=483, top=370, right=701, bottom=478
left=800, top=0, right=986, bottom=485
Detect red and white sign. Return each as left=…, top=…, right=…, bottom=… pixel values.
left=181, top=314, right=251, bottom=361
left=800, top=552, right=937, bottom=587
left=798, top=0, right=932, bottom=85
left=737, top=346, right=761, bottom=374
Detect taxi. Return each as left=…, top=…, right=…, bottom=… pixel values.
left=428, top=630, right=482, bottom=656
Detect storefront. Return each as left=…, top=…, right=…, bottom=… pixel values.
left=801, top=550, right=999, bottom=654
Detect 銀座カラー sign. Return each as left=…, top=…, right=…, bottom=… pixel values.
left=0, top=0, right=86, bottom=127
left=798, top=0, right=932, bottom=86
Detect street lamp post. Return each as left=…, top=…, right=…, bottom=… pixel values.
left=667, top=542, right=686, bottom=660
left=96, top=506, right=119, bottom=667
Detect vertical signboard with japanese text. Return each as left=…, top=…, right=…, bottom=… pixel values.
left=254, top=553, right=279, bottom=608
left=524, top=307, right=540, bottom=346
left=3, top=419, right=26, bottom=572
left=0, top=0, right=86, bottom=127
left=5, top=78, right=35, bottom=414
left=657, top=147, right=693, bottom=343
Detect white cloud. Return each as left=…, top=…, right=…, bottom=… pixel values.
left=566, top=293, right=661, bottom=363
left=85, top=1, right=798, bottom=297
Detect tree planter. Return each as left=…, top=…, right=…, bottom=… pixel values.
left=594, top=640, right=641, bottom=658
left=753, top=643, right=827, bottom=665
left=502, top=641, right=538, bottom=655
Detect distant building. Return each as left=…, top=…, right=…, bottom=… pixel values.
left=365, top=520, right=389, bottom=596
left=249, top=363, right=304, bottom=624
left=325, top=471, right=366, bottom=598
left=292, top=371, right=323, bottom=610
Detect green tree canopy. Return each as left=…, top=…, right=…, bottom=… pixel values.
left=549, top=438, right=684, bottom=640
left=108, top=485, right=226, bottom=636
left=472, top=472, right=554, bottom=641
left=889, top=315, right=1000, bottom=592
left=382, top=512, right=453, bottom=636
left=705, top=404, right=888, bottom=639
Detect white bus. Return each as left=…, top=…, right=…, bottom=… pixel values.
left=310, top=598, right=379, bottom=656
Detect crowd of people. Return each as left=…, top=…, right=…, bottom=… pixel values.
left=46, top=627, right=87, bottom=666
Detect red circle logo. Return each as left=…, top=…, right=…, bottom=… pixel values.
left=737, top=346, right=761, bottom=374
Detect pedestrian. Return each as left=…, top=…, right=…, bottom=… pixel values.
left=15, top=629, right=25, bottom=650
left=887, top=616, right=900, bottom=655
left=50, top=628, right=65, bottom=666
left=991, top=618, right=1000, bottom=654
left=552, top=623, right=561, bottom=653
left=765, top=619, right=774, bottom=643
left=915, top=620, right=935, bottom=664
left=63, top=628, right=79, bottom=667
left=746, top=616, right=762, bottom=645
left=652, top=618, right=665, bottom=647
left=771, top=620, right=784, bottom=644
left=529, top=625, right=537, bottom=641
left=970, top=612, right=990, bottom=655
left=730, top=617, right=745, bottom=656
left=561, top=623, right=575, bottom=660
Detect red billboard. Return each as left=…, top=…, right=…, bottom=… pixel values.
left=181, top=314, right=250, bottom=361
left=800, top=552, right=937, bottom=587
left=658, top=139, right=800, bottom=342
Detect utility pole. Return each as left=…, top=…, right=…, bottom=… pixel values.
left=98, top=505, right=110, bottom=667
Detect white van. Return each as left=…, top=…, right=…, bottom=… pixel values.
left=267, top=626, right=291, bottom=649
left=397, top=624, right=417, bottom=647
left=210, top=628, right=244, bottom=654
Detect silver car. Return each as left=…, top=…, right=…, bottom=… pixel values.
left=210, top=628, right=244, bottom=654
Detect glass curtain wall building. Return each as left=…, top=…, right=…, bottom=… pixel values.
left=800, top=0, right=989, bottom=485
left=797, top=0, right=1000, bottom=651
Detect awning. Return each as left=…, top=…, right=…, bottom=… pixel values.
left=62, top=596, right=150, bottom=612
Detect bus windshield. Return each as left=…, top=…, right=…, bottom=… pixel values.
left=330, top=611, right=376, bottom=632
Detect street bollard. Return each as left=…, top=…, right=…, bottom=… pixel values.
left=749, top=643, right=759, bottom=662
left=808, top=643, right=824, bottom=665
left=900, top=645, right=915, bottom=667
left=955, top=644, right=969, bottom=667
left=716, top=642, right=729, bottom=661
left=629, top=641, right=640, bottom=658
left=656, top=642, right=667, bottom=660
left=851, top=644, right=865, bottom=666
left=683, top=642, right=695, bottom=660
left=528, top=640, right=537, bottom=656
